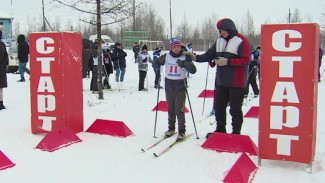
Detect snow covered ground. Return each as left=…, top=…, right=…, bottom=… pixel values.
left=0, top=49, right=324, bottom=183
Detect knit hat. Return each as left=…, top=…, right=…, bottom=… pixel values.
left=169, top=37, right=182, bottom=49
left=142, top=45, right=148, bottom=51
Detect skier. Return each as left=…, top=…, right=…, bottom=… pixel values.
left=152, top=47, right=163, bottom=89
left=244, top=48, right=259, bottom=98
left=153, top=37, right=196, bottom=141
left=136, top=45, right=152, bottom=91
left=183, top=18, right=250, bottom=137
left=102, top=47, right=113, bottom=89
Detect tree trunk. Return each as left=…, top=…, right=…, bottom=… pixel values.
left=97, top=0, right=104, bottom=99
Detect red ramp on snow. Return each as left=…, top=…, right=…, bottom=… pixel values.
left=151, top=101, right=189, bottom=113
left=223, top=153, right=258, bottom=183
left=201, top=132, right=258, bottom=156
left=0, top=151, right=15, bottom=170
left=35, top=128, right=82, bottom=152
left=86, top=119, right=134, bottom=138
left=197, top=89, right=214, bottom=98
left=244, top=106, right=259, bottom=118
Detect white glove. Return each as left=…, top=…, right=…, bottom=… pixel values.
left=215, top=57, right=228, bottom=66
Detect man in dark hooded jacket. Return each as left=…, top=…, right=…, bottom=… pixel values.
left=0, top=30, right=9, bottom=110
left=111, top=42, right=127, bottom=82
left=184, top=18, right=250, bottom=137
left=17, top=34, right=30, bottom=82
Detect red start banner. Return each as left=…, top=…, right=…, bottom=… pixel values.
left=29, top=32, right=83, bottom=134
left=259, top=24, right=319, bottom=164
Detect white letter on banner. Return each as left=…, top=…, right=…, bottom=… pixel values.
left=272, top=30, right=302, bottom=52
left=37, top=57, right=55, bottom=73
left=272, top=56, right=301, bottom=78
left=38, top=76, right=55, bottom=93
left=36, top=37, right=55, bottom=54
left=271, top=82, right=299, bottom=103
left=270, top=106, right=299, bottom=129
left=38, top=116, right=56, bottom=131
left=270, top=134, right=299, bottom=156
left=37, top=95, right=56, bottom=113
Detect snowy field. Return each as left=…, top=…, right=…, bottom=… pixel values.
left=0, top=49, right=325, bottom=183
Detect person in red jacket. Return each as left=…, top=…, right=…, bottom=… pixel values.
left=184, top=18, right=250, bottom=137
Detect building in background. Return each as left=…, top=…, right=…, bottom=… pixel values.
left=0, top=11, right=13, bottom=39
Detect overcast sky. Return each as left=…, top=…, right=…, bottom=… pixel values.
left=0, top=0, right=324, bottom=34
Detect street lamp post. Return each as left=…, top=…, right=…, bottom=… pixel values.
left=169, top=0, right=172, bottom=38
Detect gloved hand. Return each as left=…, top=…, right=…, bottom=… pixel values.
left=215, top=57, right=228, bottom=66
left=177, top=59, right=185, bottom=68
left=182, top=51, right=196, bottom=61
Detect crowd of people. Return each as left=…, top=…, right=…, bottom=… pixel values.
left=1, top=19, right=325, bottom=141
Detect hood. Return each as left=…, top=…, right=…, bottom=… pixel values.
left=114, top=42, right=121, bottom=48
left=216, top=18, right=238, bottom=39
left=17, top=34, right=26, bottom=43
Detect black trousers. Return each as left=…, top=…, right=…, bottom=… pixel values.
left=214, top=86, right=245, bottom=134
left=90, top=65, right=98, bottom=91
left=139, top=71, right=147, bottom=90
left=154, top=67, right=161, bottom=87
left=245, top=69, right=259, bottom=96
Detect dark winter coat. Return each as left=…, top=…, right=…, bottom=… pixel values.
left=320, top=48, right=323, bottom=68
left=0, top=40, right=8, bottom=88
left=17, top=34, right=29, bottom=63
left=103, top=49, right=113, bottom=74
left=111, top=44, right=127, bottom=70
left=196, top=18, right=250, bottom=88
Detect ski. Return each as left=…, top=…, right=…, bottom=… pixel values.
left=198, top=114, right=214, bottom=123
left=141, top=133, right=177, bottom=152
left=153, top=133, right=193, bottom=157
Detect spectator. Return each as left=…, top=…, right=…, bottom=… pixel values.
left=111, top=42, right=127, bottom=83
left=17, top=34, right=30, bottom=82
left=319, top=47, right=323, bottom=82
left=89, top=46, right=99, bottom=92
left=136, top=45, right=152, bottom=91
left=133, top=42, right=140, bottom=63
left=0, top=30, right=9, bottom=110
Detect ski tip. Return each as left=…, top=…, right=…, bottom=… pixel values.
left=153, top=153, right=159, bottom=157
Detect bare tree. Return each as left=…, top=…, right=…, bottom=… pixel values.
left=175, top=14, right=191, bottom=44
left=241, top=9, right=256, bottom=46
left=52, top=0, right=134, bottom=99
left=201, top=14, right=218, bottom=50
left=13, top=21, right=20, bottom=37
left=287, top=8, right=303, bottom=23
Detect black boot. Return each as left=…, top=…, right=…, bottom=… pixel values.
left=0, top=101, right=6, bottom=110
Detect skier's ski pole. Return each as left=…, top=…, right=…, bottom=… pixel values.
left=202, top=63, right=209, bottom=116
left=185, top=85, right=199, bottom=139
left=153, top=82, right=160, bottom=138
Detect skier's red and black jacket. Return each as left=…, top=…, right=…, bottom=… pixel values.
left=196, top=18, right=250, bottom=88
